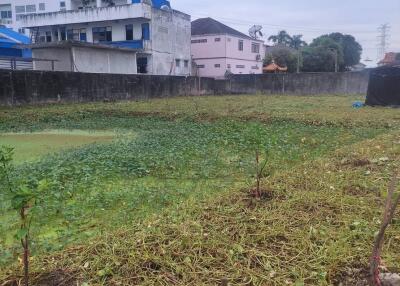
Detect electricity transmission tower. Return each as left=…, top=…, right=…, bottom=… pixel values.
left=377, top=24, right=390, bottom=61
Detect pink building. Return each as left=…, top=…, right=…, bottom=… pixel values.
left=191, top=18, right=265, bottom=78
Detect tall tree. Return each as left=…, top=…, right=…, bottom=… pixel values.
left=301, top=46, right=337, bottom=72
left=289, top=35, right=307, bottom=50
left=268, top=30, right=292, bottom=46
left=308, top=36, right=345, bottom=71
left=313, top=33, right=362, bottom=70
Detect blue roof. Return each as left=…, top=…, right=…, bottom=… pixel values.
left=0, top=28, right=31, bottom=58
left=0, top=28, right=30, bottom=44
left=131, top=0, right=171, bottom=9
left=0, top=38, right=16, bottom=44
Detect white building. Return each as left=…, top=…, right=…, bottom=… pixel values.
left=0, top=0, right=67, bottom=35
left=0, top=0, right=191, bottom=75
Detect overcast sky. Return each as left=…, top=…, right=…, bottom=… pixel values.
left=172, top=0, right=400, bottom=67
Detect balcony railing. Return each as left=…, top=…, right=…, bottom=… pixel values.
left=106, top=40, right=151, bottom=50
left=22, top=3, right=152, bottom=28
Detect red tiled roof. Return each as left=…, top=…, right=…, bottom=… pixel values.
left=263, top=62, right=287, bottom=72
left=379, top=52, right=399, bottom=65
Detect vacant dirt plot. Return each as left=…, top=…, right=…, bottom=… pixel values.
left=0, top=95, right=399, bottom=285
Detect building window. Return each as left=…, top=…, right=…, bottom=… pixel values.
left=137, top=57, right=148, bottom=74
left=184, top=60, right=189, bottom=68
left=251, top=66, right=259, bottom=70
left=93, top=26, right=112, bottom=43
left=67, top=29, right=80, bottom=41
left=214, top=64, right=221, bottom=68
left=191, top=39, right=207, bottom=44
left=236, top=65, right=245, bottom=69
left=18, top=28, right=26, bottom=34
left=175, top=59, right=181, bottom=67
left=238, top=40, right=244, bottom=51
left=67, top=29, right=73, bottom=40
left=60, top=28, right=66, bottom=40
left=215, top=38, right=221, bottom=42
left=227, top=64, right=231, bottom=68
left=60, top=1, right=66, bottom=10
left=141, top=23, right=150, bottom=40
left=66, top=29, right=86, bottom=42
left=16, top=15, right=23, bottom=21
left=15, top=6, right=25, bottom=13
left=197, top=65, right=205, bottom=68
left=39, top=3, right=45, bottom=11
left=26, top=5, right=36, bottom=13
left=251, top=43, right=260, bottom=53
left=125, top=24, right=133, bottom=41
left=45, top=31, right=51, bottom=42
left=80, top=28, right=87, bottom=42
left=1, top=11, right=12, bottom=19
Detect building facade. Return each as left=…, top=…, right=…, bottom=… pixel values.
left=191, top=18, right=265, bottom=78
left=2, top=0, right=191, bottom=75
left=0, top=0, right=170, bottom=34
left=31, top=41, right=138, bottom=74
left=0, top=0, right=68, bottom=35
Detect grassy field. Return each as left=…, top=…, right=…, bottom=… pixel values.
left=0, top=130, right=115, bottom=162
left=0, top=95, right=399, bottom=286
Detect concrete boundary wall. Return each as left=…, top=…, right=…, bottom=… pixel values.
left=0, top=69, right=370, bottom=106
left=216, top=71, right=370, bottom=95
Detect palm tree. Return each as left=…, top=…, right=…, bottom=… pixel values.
left=268, top=30, right=292, bottom=46
left=289, top=35, right=307, bottom=50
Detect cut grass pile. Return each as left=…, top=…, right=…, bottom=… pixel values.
left=0, top=95, right=399, bottom=285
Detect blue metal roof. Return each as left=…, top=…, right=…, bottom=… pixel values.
left=0, top=38, right=16, bottom=45
left=0, top=28, right=31, bottom=58
left=131, top=0, right=171, bottom=9
left=0, top=28, right=30, bottom=44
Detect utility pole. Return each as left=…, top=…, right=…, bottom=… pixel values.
left=377, top=24, right=390, bottom=62
left=328, top=48, right=338, bottom=72
left=296, top=49, right=301, bottom=73
left=334, top=49, right=338, bottom=73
